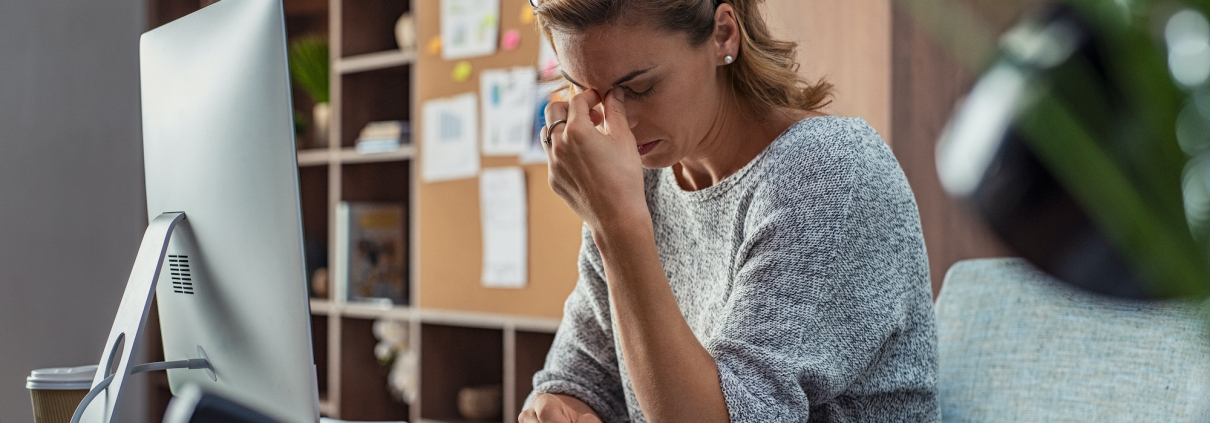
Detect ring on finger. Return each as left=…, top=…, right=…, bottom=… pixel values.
left=543, top=119, right=568, bottom=146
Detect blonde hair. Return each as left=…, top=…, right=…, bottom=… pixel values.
left=533, top=0, right=833, bottom=114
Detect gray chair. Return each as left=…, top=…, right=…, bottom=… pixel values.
left=936, top=258, right=1210, bottom=422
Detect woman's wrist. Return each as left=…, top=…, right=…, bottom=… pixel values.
left=589, top=210, right=654, bottom=252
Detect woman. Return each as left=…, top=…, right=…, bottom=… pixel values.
left=521, top=0, right=938, bottom=422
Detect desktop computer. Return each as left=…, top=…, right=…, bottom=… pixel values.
left=72, top=0, right=321, bottom=422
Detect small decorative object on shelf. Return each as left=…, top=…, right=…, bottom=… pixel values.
left=372, top=318, right=417, bottom=405
left=355, top=120, right=411, bottom=154
left=457, top=384, right=503, bottom=421
left=335, top=202, right=408, bottom=305
left=395, top=13, right=416, bottom=53
left=311, top=268, right=329, bottom=299
left=288, top=35, right=331, bottom=150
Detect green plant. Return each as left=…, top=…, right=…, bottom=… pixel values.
left=288, top=35, right=330, bottom=104
left=904, top=0, right=1210, bottom=297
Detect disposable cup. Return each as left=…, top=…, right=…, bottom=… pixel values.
left=26, top=365, right=96, bottom=423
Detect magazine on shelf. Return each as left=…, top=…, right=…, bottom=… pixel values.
left=334, top=201, right=408, bottom=305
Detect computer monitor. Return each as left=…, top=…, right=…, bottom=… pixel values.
left=75, top=0, right=320, bottom=422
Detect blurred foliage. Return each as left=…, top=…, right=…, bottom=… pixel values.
left=899, top=0, right=1210, bottom=297
left=288, top=35, right=330, bottom=104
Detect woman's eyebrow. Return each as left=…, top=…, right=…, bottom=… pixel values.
left=561, top=66, right=656, bottom=90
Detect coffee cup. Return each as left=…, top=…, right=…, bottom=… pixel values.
left=26, top=365, right=96, bottom=423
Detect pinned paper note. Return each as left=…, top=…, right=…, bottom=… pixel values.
left=421, top=93, right=480, bottom=182
left=501, top=29, right=521, bottom=50
left=519, top=81, right=565, bottom=164
left=480, top=167, right=527, bottom=288
left=426, top=36, right=442, bottom=56
left=481, top=67, right=537, bottom=156
left=440, top=0, right=500, bottom=60
left=452, top=61, right=473, bottom=82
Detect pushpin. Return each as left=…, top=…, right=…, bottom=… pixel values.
left=452, top=61, right=473, bottom=82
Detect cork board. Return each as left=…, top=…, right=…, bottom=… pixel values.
left=414, top=0, right=581, bottom=318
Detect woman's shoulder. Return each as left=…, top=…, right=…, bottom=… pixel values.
left=762, top=115, right=891, bottom=178
left=756, top=116, right=896, bottom=192
left=748, top=115, right=917, bottom=227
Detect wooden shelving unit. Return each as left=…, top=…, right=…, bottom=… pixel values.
left=146, top=1, right=574, bottom=423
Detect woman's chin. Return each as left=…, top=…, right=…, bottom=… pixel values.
left=640, top=154, right=677, bottom=170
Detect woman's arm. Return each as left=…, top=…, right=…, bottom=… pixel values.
left=592, top=217, right=731, bottom=423
left=541, top=88, right=730, bottom=423
left=524, top=228, right=632, bottom=423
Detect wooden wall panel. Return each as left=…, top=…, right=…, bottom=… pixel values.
left=764, top=0, right=893, bottom=144
left=889, top=7, right=1012, bottom=294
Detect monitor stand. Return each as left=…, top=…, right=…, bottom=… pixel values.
left=73, top=212, right=215, bottom=423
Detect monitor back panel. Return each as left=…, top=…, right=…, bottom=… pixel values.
left=140, top=0, right=318, bottom=422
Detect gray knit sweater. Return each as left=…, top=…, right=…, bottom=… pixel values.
left=528, top=116, right=940, bottom=422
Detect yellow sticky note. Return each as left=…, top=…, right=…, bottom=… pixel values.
left=451, top=61, right=473, bottom=82
left=426, top=36, right=442, bottom=56
left=520, top=6, right=535, bottom=24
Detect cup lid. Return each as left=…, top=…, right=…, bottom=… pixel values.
left=27, top=364, right=97, bottom=390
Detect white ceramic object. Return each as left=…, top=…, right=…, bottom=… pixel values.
left=313, top=102, right=331, bottom=147
left=395, top=13, right=416, bottom=52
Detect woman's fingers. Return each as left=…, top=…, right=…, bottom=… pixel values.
left=543, top=100, right=570, bottom=152
left=603, top=88, right=630, bottom=136
left=588, top=107, right=604, bottom=127
left=544, top=101, right=569, bottom=126
left=567, top=89, right=603, bottom=133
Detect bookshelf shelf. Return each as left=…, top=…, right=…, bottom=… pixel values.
left=297, top=148, right=330, bottom=166
left=338, top=145, right=415, bottom=164
left=340, top=301, right=408, bottom=320
left=297, top=146, right=415, bottom=167
left=311, top=300, right=561, bottom=332
left=336, top=49, right=416, bottom=74
left=310, top=298, right=333, bottom=315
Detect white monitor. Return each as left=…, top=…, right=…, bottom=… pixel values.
left=75, top=0, right=320, bottom=422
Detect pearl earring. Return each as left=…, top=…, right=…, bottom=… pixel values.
left=724, top=55, right=734, bottom=64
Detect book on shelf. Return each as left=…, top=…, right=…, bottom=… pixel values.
left=334, top=202, right=408, bottom=306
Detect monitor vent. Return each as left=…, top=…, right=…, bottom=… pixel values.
left=168, top=254, right=194, bottom=295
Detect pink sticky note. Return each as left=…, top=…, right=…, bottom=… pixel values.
left=502, top=29, right=521, bottom=51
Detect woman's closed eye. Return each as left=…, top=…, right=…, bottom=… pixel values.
left=623, top=84, right=655, bottom=99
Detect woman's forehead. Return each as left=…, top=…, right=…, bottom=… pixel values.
left=552, top=25, right=683, bottom=88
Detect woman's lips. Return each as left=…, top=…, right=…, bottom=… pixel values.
left=637, top=140, right=661, bottom=156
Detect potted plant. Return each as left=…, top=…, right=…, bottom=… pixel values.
left=289, top=35, right=330, bottom=149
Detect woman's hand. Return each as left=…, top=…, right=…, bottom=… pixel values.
left=518, top=393, right=602, bottom=423
left=542, top=88, right=649, bottom=233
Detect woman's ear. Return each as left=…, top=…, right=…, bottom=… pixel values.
left=713, top=3, right=740, bottom=64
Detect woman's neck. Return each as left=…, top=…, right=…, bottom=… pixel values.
left=673, top=103, right=815, bottom=192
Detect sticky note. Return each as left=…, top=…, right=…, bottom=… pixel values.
left=520, top=6, right=535, bottom=24
left=502, top=29, right=521, bottom=50
left=427, top=36, right=442, bottom=56
left=452, top=61, right=473, bottom=82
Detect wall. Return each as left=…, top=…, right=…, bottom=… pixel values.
left=765, top=0, right=893, bottom=143
left=0, top=0, right=149, bottom=422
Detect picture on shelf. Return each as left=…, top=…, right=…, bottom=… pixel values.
left=335, top=202, right=408, bottom=305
